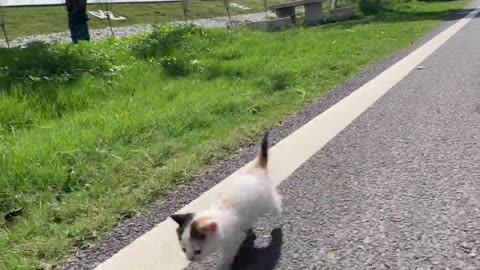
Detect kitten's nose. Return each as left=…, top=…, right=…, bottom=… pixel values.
left=187, top=255, right=194, bottom=261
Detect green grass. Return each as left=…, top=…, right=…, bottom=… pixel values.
left=0, top=0, right=468, bottom=269
left=0, top=0, right=289, bottom=39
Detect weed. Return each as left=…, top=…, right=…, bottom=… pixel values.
left=223, top=0, right=232, bottom=26
left=180, top=0, right=189, bottom=24
left=96, top=0, right=115, bottom=38
left=159, top=56, right=203, bottom=77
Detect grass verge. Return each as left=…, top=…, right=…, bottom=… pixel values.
left=0, top=1, right=468, bottom=269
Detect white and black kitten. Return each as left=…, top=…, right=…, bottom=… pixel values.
left=171, top=131, right=282, bottom=270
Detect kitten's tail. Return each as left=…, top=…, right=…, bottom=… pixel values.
left=257, top=130, right=269, bottom=169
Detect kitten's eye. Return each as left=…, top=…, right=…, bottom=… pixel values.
left=182, top=248, right=186, bottom=253
left=194, top=250, right=201, bottom=255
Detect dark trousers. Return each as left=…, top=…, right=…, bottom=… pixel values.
left=68, top=12, right=90, bottom=43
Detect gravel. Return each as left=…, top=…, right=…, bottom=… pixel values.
left=0, top=12, right=275, bottom=48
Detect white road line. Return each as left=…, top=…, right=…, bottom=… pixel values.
left=95, top=6, right=480, bottom=270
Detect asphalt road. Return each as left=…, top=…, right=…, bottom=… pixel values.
left=61, top=3, right=480, bottom=270
left=188, top=6, right=480, bottom=270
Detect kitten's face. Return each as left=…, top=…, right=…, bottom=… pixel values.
left=171, top=213, right=218, bottom=262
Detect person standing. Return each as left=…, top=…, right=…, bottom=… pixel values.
left=65, top=0, right=90, bottom=43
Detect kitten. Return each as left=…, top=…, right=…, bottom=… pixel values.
left=170, top=131, right=282, bottom=270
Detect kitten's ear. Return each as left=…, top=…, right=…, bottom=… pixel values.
left=198, top=220, right=217, bottom=234
left=206, top=221, right=217, bottom=234
left=170, top=213, right=194, bottom=227
left=191, top=218, right=217, bottom=240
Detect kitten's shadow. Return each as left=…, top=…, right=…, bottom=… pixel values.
left=231, top=228, right=283, bottom=270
